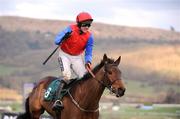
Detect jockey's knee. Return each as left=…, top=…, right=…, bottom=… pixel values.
left=77, top=70, right=86, bottom=78
left=62, top=71, right=71, bottom=80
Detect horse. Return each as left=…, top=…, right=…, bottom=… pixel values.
left=17, top=54, right=126, bottom=119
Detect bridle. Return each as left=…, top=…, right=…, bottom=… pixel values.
left=86, top=63, right=120, bottom=94
left=68, top=63, right=120, bottom=113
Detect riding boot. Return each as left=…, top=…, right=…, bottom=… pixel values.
left=52, top=80, right=66, bottom=111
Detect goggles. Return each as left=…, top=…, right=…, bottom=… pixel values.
left=81, top=23, right=91, bottom=27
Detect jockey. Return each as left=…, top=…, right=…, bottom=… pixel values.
left=52, top=12, right=94, bottom=110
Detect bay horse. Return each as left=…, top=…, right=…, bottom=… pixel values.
left=17, top=54, right=126, bottom=119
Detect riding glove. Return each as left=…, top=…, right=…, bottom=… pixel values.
left=85, top=62, right=92, bottom=70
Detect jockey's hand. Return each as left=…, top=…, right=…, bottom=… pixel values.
left=85, top=62, right=92, bottom=70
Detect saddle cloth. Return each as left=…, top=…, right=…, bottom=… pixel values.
left=44, top=78, right=77, bottom=101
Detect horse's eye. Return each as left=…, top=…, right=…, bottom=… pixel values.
left=108, top=71, right=112, bottom=75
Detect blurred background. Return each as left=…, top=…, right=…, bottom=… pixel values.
left=0, top=0, right=180, bottom=119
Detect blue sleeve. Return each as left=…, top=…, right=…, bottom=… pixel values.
left=85, top=34, right=94, bottom=63
left=54, top=26, right=72, bottom=45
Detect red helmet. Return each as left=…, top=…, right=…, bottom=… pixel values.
left=76, top=12, right=93, bottom=23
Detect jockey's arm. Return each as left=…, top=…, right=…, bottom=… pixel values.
left=54, top=26, right=72, bottom=45
left=85, top=34, right=94, bottom=64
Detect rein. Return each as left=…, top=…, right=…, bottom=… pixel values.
left=66, top=67, right=99, bottom=113
left=86, top=67, right=111, bottom=89
left=86, top=66, right=95, bottom=78
left=86, top=66, right=118, bottom=92
left=67, top=65, right=118, bottom=113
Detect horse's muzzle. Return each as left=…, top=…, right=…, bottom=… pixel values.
left=116, top=88, right=126, bottom=97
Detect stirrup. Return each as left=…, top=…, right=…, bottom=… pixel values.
left=52, top=100, right=64, bottom=111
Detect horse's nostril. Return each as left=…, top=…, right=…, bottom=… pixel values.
left=118, top=88, right=126, bottom=96
left=123, top=88, right=126, bottom=92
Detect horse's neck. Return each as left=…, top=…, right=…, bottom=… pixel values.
left=73, top=69, right=105, bottom=108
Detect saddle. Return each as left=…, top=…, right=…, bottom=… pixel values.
left=44, top=77, right=77, bottom=101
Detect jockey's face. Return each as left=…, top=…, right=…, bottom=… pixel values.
left=80, top=23, right=91, bottom=33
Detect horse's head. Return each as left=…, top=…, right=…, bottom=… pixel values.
left=102, top=54, right=126, bottom=97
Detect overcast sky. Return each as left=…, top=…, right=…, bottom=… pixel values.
left=0, top=0, right=180, bottom=31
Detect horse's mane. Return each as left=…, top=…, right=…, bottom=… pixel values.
left=58, top=57, right=116, bottom=90
left=78, top=58, right=115, bottom=81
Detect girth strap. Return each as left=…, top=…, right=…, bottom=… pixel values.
left=67, top=90, right=99, bottom=112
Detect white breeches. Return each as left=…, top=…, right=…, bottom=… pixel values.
left=58, top=50, right=87, bottom=80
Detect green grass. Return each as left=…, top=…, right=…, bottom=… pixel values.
left=102, top=79, right=180, bottom=103
left=0, top=102, right=22, bottom=112
left=100, top=104, right=180, bottom=119
left=0, top=103, right=179, bottom=119
left=123, top=80, right=180, bottom=96
left=125, top=80, right=155, bottom=97
left=102, top=80, right=155, bottom=97
left=0, top=65, right=16, bottom=76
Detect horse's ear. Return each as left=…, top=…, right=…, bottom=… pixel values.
left=114, top=56, right=121, bottom=65
left=103, top=54, right=108, bottom=61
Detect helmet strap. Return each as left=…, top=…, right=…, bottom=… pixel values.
left=77, top=22, right=81, bottom=28
left=77, top=23, right=84, bottom=34
left=79, top=29, right=84, bottom=35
